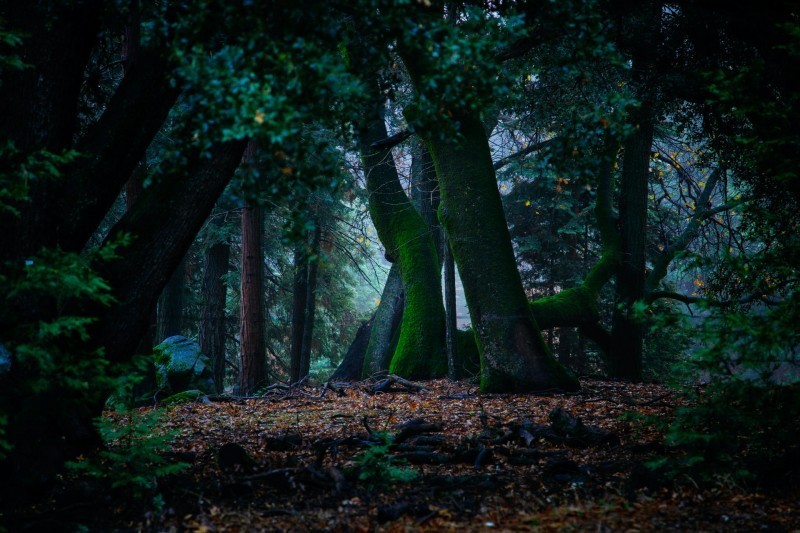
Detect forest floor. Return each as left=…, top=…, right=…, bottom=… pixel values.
left=12, top=378, right=800, bottom=531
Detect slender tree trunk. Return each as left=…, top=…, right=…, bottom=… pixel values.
left=239, top=202, right=267, bottom=394
left=443, top=232, right=458, bottom=380
left=605, top=0, right=662, bottom=381
left=299, top=222, right=322, bottom=379
left=199, top=210, right=230, bottom=394
left=609, top=102, right=654, bottom=381
left=289, top=239, right=310, bottom=382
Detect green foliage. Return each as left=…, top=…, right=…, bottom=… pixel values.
left=642, top=300, right=692, bottom=382
left=0, top=18, right=29, bottom=71
left=399, top=5, right=526, bottom=135
left=354, top=432, right=418, bottom=488
left=654, top=293, right=800, bottom=482
left=67, top=408, right=187, bottom=500
left=0, top=234, right=132, bottom=459
left=0, top=143, right=80, bottom=216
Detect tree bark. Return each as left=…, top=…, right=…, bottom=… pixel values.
left=443, top=233, right=458, bottom=380
left=289, top=239, right=310, bottom=382
left=331, top=316, right=374, bottom=381
left=608, top=103, right=654, bottom=381
left=299, top=222, right=322, bottom=379
left=0, top=21, right=179, bottom=261
left=239, top=202, right=267, bottom=394
left=157, top=258, right=186, bottom=342
left=199, top=210, right=230, bottom=394
left=416, top=111, right=579, bottom=393
left=362, top=264, right=405, bottom=377
left=358, top=94, right=446, bottom=379
left=607, top=1, right=661, bottom=380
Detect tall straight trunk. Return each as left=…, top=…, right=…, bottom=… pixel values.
left=299, top=222, right=322, bottom=379
left=362, top=264, right=405, bottom=377
left=289, top=239, right=310, bottom=382
left=609, top=102, right=655, bottom=381
left=415, top=111, right=579, bottom=393
left=199, top=210, right=230, bottom=394
left=443, top=232, right=458, bottom=380
left=608, top=2, right=661, bottom=381
left=157, top=258, right=186, bottom=342
left=239, top=203, right=267, bottom=394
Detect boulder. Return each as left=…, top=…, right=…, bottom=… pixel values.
left=154, top=336, right=216, bottom=395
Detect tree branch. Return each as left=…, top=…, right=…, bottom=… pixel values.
left=369, top=129, right=412, bottom=150
left=646, top=290, right=782, bottom=307
left=493, top=139, right=552, bottom=171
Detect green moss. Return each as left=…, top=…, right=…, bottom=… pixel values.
left=161, top=390, right=208, bottom=406
left=359, top=97, right=447, bottom=380
left=530, top=286, right=599, bottom=330
left=417, top=112, right=578, bottom=393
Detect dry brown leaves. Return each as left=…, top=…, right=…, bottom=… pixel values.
left=106, top=379, right=800, bottom=531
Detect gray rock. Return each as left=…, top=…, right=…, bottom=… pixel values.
left=154, top=336, right=216, bottom=395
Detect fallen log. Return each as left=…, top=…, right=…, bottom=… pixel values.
left=370, top=375, right=427, bottom=394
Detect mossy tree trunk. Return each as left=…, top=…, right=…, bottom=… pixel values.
left=420, top=113, right=579, bottom=393
left=358, top=96, right=446, bottom=379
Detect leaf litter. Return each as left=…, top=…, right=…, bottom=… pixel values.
left=22, top=378, right=800, bottom=530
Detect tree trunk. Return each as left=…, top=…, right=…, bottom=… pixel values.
left=607, top=0, right=662, bottom=381
left=417, top=112, right=579, bottom=393
left=289, top=239, right=310, bottom=382
left=331, top=316, right=374, bottom=381
left=0, top=15, right=179, bottom=260
left=608, top=103, right=654, bottom=381
left=443, top=233, right=458, bottom=380
left=239, top=202, right=267, bottom=394
left=299, top=222, right=322, bottom=379
left=157, top=258, right=186, bottom=342
left=411, top=138, right=443, bottom=260
left=125, top=163, right=157, bottom=400
left=358, top=95, right=446, bottom=379
left=0, top=139, right=247, bottom=502
left=199, top=210, right=230, bottom=394
left=362, top=264, right=405, bottom=377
